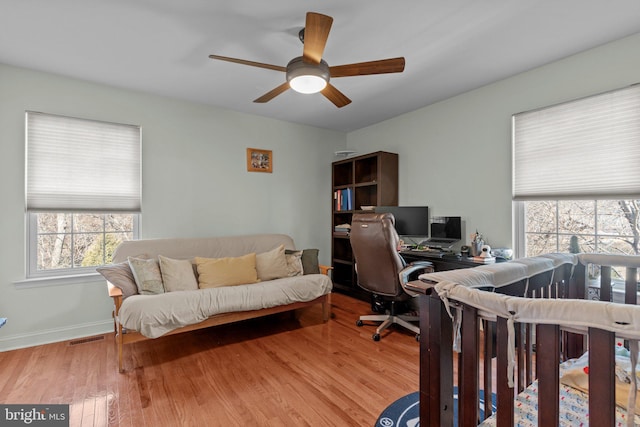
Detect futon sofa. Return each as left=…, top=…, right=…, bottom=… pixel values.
left=98, top=234, right=333, bottom=372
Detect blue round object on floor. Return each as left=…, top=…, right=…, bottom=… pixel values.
left=375, top=387, right=496, bottom=427
left=375, top=391, right=420, bottom=427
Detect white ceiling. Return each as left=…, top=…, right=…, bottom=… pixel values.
left=2, top=1, right=640, bottom=132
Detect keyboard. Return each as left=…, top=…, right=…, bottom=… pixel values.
left=427, top=238, right=455, bottom=244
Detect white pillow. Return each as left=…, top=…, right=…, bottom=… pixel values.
left=284, top=250, right=303, bottom=277
left=158, top=255, right=198, bottom=292
left=256, top=245, right=289, bottom=281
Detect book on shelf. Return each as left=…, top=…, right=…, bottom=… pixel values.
left=334, top=223, right=350, bottom=230
left=334, top=223, right=351, bottom=234
left=333, top=188, right=353, bottom=211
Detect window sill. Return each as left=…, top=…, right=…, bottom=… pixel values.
left=13, top=272, right=104, bottom=289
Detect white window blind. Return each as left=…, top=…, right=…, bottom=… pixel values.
left=26, top=112, right=141, bottom=212
left=512, top=84, right=640, bottom=200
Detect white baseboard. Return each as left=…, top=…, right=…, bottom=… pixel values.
left=0, top=320, right=113, bottom=352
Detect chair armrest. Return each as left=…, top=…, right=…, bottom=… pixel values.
left=399, top=261, right=434, bottom=294
left=319, top=265, right=333, bottom=276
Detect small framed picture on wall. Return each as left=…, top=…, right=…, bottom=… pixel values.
left=246, top=148, right=272, bottom=173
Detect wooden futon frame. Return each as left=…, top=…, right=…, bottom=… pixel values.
left=108, top=265, right=332, bottom=373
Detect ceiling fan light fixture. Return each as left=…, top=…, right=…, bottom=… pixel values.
left=289, top=75, right=327, bottom=94
left=286, top=57, right=329, bottom=94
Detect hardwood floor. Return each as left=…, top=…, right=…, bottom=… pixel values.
left=0, top=293, right=419, bottom=426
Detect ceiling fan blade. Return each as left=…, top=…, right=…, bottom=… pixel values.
left=209, top=55, right=286, bottom=73
left=321, top=84, right=352, bottom=108
left=302, top=12, right=333, bottom=64
left=329, top=57, right=405, bottom=78
left=253, top=82, right=290, bottom=103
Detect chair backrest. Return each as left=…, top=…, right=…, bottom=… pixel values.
left=350, top=212, right=405, bottom=297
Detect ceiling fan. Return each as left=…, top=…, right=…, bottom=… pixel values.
left=209, top=11, right=405, bottom=108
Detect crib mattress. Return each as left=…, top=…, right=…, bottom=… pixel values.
left=479, top=381, right=639, bottom=426
left=479, top=356, right=640, bottom=427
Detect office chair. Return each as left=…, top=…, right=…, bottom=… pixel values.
left=350, top=212, right=433, bottom=341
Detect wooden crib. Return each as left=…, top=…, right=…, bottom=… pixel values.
left=404, top=253, right=640, bottom=426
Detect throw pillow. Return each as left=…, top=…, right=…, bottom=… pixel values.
left=195, top=253, right=259, bottom=289
left=301, top=248, right=321, bottom=275
left=158, top=255, right=198, bottom=292
left=255, top=245, right=289, bottom=281
left=128, top=257, right=165, bottom=295
left=284, top=250, right=303, bottom=277
left=96, top=261, right=139, bottom=299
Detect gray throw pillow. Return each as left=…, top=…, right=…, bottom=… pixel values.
left=96, top=261, right=139, bottom=299
left=301, top=249, right=320, bottom=274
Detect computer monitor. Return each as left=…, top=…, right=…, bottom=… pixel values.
left=375, top=206, right=429, bottom=242
left=430, top=216, right=462, bottom=241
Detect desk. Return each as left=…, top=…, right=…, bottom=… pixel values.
left=401, top=250, right=501, bottom=272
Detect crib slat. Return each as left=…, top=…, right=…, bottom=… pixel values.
left=516, top=323, right=525, bottom=393
left=625, top=267, right=637, bottom=305
left=420, top=293, right=454, bottom=426
left=566, top=265, right=587, bottom=358
left=496, top=317, right=514, bottom=427
left=460, top=305, right=479, bottom=427
left=536, top=324, right=560, bottom=427
left=525, top=323, right=533, bottom=386
left=588, top=327, right=615, bottom=426
left=600, top=266, right=612, bottom=301
left=483, top=320, right=494, bottom=420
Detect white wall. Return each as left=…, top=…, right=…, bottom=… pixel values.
left=0, top=63, right=345, bottom=351
left=348, top=32, right=640, bottom=250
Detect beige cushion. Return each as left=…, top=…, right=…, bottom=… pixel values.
left=255, top=245, right=289, bottom=281
left=284, top=250, right=303, bottom=277
left=158, top=255, right=198, bottom=292
left=195, top=253, right=259, bottom=288
left=127, top=257, right=165, bottom=295
left=96, top=261, right=138, bottom=298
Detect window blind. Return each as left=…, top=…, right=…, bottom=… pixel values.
left=512, top=84, right=640, bottom=200
left=26, top=112, right=141, bottom=212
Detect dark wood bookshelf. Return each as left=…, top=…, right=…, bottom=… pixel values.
left=331, top=151, right=398, bottom=299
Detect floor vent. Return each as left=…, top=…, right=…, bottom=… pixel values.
left=69, top=335, right=105, bottom=346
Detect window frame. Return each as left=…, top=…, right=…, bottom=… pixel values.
left=26, top=212, right=140, bottom=280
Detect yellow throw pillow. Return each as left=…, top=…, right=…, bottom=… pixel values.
left=256, top=245, right=289, bottom=281
left=195, top=253, right=259, bottom=289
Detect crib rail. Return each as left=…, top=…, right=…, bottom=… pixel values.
left=411, top=253, right=640, bottom=427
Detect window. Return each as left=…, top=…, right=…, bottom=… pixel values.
left=513, top=84, right=640, bottom=263
left=518, top=199, right=640, bottom=283
left=25, top=112, right=141, bottom=278
left=520, top=199, right=640, bottom=257
left=28, top=212, right=139, bottom=275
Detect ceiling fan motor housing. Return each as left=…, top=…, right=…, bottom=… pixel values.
left=286, top=57, right=330, bottom=93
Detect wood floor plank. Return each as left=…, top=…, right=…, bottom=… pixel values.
left=0, top=293, right=419, bottom=426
